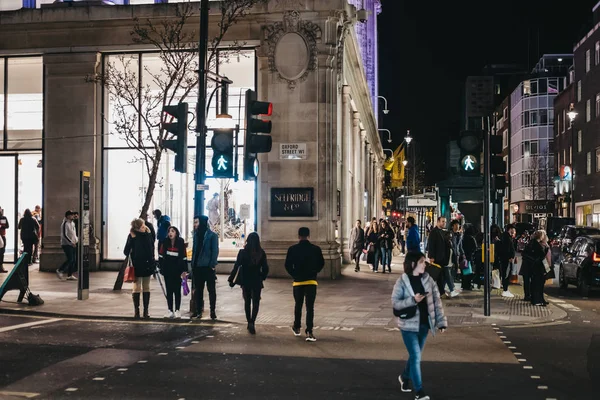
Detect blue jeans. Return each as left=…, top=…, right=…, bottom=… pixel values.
left=373, top=248, right=381, bottom=271
left=401, top=324, right=430, bottom=392
left=381, top=248, right=392, bottom=269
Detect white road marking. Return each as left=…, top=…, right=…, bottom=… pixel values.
left=499, top=336, right=507, bottom=339
left=523, top=366, right=533, bottom=369
left=137, top=360, right=148, bottom=364
left=537, top=386, right=548, bottom=390
left=206, top=335, right=214, bottom=338
left=92, top=377, right=105, bottom=381
left=583, top=320, right=591, bottom=323
left=65, top=388, right=78, bottom=392
left=504, top=320, right=571, bottom=329
left=176, top=347, right=185, bottom=349
left=503, top=341, right=512, bottom=344
left=531, top=376, right=541, bottom=379
left=117, top=368, right=128, bottom=372
left=0, top=318, right=61, bottom=333
left=191, top=341, right=200, bottom=344
left=514, top=352, right=522, bottom=356
left=0, top=391, right=40, bottom=398
left=517, top=359, right=527, bottom=362
left=508, top=346, right=517, bottom=349
left=158, top=353, right=168, bottom=355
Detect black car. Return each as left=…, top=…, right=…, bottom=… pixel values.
left=555, top=225, right=600, bottom=252
left=515, top=222, right=536, bottom=237
left=545, top=217, right=575, bottom=240
left=559, top=235, right=600, bottom=296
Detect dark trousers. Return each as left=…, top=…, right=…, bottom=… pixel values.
left=522, top=273, right=532, bottom=299
left=352, top=251, right=361, bottom=270
left=165, top=275, right=182, bottom=311
left=23, top=240, right=35, bottom=267
left=437, top=266, right=455, bottom=293
left=530, top=273, right=546, bottom=305
left=461, top=273, right=473, bottom=290
left=242, top=286, right=262, bottom=323
left=59, top=245, right=76, bottom=275
left=192, top=267, right=216, bottom=313
left=0, top=235, right=6, bottom=267
left=293, top=284, right=317, bottom=332
left=400, top=240, right=406, bottom=254
left=500, top=261, right=511, bottom=291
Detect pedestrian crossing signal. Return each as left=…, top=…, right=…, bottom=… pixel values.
left=211, top=129, right=234, bottom=178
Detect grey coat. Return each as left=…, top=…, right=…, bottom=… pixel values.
left=391, top=272, right=447, bottom=335
left=349, top=226, right=365, bottom=256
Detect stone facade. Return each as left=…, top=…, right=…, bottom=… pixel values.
left=0, top=0, right=383, bottom=278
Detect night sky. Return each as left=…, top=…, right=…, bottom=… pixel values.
left=378, top=0, right=598, bottom=184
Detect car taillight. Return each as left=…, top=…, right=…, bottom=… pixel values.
left=593, top=253, right=600, bottom=263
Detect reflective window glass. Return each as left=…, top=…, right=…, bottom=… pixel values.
left=7, top=57, right=43, bottom=150
left=0, top=58, right=4, bottom=150
left=105, top=54, right=139, bottom=148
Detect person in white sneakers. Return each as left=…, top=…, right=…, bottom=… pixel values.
left=158, top=226, right=188, bottom=319
left=427, top=217, right=460, bottom=298
left=497, top=224, right=517, bottom=298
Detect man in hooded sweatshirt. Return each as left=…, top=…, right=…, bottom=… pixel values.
left=190, top=215, right=219, bottom=320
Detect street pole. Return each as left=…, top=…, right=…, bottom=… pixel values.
left=483, top=125, right=491, bottom=316
left=194, top=0, right=209, bottom=218
left=571, top=118, right=576, bottom=220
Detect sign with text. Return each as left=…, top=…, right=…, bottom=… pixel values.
left=280, top=143, right=307, bottom=160
left=78, top=171, right=91, bottom=300
left=271, top=187, right=314, bottom=217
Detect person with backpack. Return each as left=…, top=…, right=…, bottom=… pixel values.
left=158, top=226, right=187, bottom=319
left=228, top=232, right=269, bottom=334
left=124, top=218, right=155, bottom=319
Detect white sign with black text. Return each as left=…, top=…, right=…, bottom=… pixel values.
left=280, top=143, right=307, bottom=160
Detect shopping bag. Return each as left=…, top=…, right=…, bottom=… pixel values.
left=491, top=269, right=501, bottom=289
left=182, top=276, right=190, bottom=296
left=124, top=256, right=136, bottom=283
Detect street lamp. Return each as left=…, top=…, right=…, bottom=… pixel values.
left=378, top=129, right=392, bottom=143
left=378, top=96, right=390, bottom=114
left=405, top=129, right=413, bottom=145
left=568, top=103, right=578, bottom=220
left=402, top=160, right=408, bottom=167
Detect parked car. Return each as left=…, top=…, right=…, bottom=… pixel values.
left=515, top=222, right=536, bottom=238
left=555, top=225, right=600, bottom=252
left=544, top=217, right=575, bottom=240
left=559, top=235, right=600, bottom=296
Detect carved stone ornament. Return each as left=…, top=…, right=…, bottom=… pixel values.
left=264, top=10, right=322, bottom=90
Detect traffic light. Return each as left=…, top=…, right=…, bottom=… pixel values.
left=457, top=130, right=482, bottom=176
left=490, top=135, right=507, bottom=199
left=161, top=102, right=189, bottom=173
left=211, top=128, right=234, bottom=178
left=243, top=89, right=273, bottom=181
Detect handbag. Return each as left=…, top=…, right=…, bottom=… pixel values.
left=228, top=264, right=243, bottom=287
left=462, top=261, right=473, bottom=276
left=124, top=256, right=136, bottom=283
left=0, top=234, right=4, bottom=249
left=491, top=269, right=501, bottom=289
left=393, top=305, right=418, bottom=319
left=459, top=256, right=468, bottom=270
left=182, top=276, right=190, bottom=296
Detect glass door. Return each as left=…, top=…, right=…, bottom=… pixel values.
left=0, top=155, right=17, bottom=263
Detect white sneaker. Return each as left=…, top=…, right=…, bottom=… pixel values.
left=502, top=291, right=515, bottom=298
left=450, top=290, right=460, bottom=298
left=174, top=310, right=181, bottom=319
left=164, top=311, right=175, bottom=319
left=66, top=275, right=77, bottom=281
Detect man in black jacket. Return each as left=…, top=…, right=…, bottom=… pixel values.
left=285, top=227, right=325, bottom=342
left=427, top=216, right=459, bottom=297
left=497, top=224, right=517, bottom=298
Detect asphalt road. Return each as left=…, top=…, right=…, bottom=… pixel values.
left=0, top=313, right=557, bottom=400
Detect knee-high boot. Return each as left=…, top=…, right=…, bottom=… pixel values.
left=132, top=293, right=141, bottom=319
left=143, top=292, right=150, bottom=319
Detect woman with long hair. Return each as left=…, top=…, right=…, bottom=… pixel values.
left=392, top=252, right=447, bottom=399
left=124, top=218, right=155, bottom=319
left=367, top=222, right=381, bottom=272
left=18, top=208, right=40, bottom=267
left=228, top=232, right=269, bottom=334
left=158, top=226, right=187, bottom=319
left=379, top=220, right=395, bottom=273
left=522, top=230, right=551, bottom=306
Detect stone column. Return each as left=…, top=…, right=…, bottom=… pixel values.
left=340, top=87, right=353, bottom=263
left=359, top=129, right=367, bottom=221
left=40, top=53, right=101, bottom=272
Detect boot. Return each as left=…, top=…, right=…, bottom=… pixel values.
left=210, top=309, right=217, bottom=320
left=132, top=293, right=141, bottom=319
left=143, top=292, right=150, bottom=318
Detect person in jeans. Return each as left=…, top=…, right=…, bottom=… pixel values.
left=124, top=218, right=155, bottom=319
left=392, top=251, right=447, bottom=400
left=427, top=216, right=459, bottom=297
left=57, top=211, right=78, bottom=280
left=285, top=227, right=325, bottom=342
left=158, top=226, right=187, bottom=319
left=228, top=232, right=269, bottom=334
left=189, top=215, right=219, bottom=320
left=0, top=207, right=9, bottom=273
left=379, top=220, right=395, bottom=273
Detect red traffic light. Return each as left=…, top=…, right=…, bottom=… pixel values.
left=250, top=100, right=272, bottom=117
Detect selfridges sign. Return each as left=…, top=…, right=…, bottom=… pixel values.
left=522, top=202, right=550, bottom=212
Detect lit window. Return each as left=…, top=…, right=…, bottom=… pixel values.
left=586, top=49, right=591, bottom=73
left=596, top=41, right=600, bottom=65
left=596, top=94, right=600, bottom=118
left=596, top=148, right=600, bottom=172
left=578, top=81, right=582, bottom=102
left=587, top=99, right=591, bottom=122
left=587, top=152, right=592, bottom=175
left=578, top=130, right=583, bottom=153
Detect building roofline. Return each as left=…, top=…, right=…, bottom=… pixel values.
left=594, top=0, right=600, bottom=12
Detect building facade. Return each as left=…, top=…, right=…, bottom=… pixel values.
left=509, top=55, right=572, bottom=223
left=0, top=0, right=384, bottom=278
left=571, top=1, right=600, bottom=226
left=552, top=81, right=575, bottom=218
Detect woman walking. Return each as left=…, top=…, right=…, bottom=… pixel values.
left=461, top=224, right=478, bottom=291
left=392, top=252, right=447, bottom=400
left=367, top=222, right=381, bottom=272
left=124, top=218, right=155, bottom=319
left=228, top=232, right=269, bottom=334
left=158, top=226, right=187, bottom=319
left=18, top=209, right=40, bottom=267
left=379, top=220, right=395, bottom=273
left=522, top=230, right=551, bottom=306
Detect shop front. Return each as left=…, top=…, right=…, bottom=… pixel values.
left=511, top=200, right=554, bottom=225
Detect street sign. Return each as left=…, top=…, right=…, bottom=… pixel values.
left=280, top=143, right=307, bottom=160
left=78, top=171, right=91, bottom=300
left=239, top=204, right=250, bottom=220
left=196, top=184, right=210, bottom=191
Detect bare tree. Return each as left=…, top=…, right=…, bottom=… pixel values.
left=527, top=150, right=553, bottom=201
left=92, top=0, right=266, bottom=218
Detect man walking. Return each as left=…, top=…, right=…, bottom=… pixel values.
left=427, top=216, right=459, bottom=298
left=405, top=216, right=421, bottom=253
left=497, top=224, right=517, bottom=298
left=190, top=215, right=219, bottom=320
left=0, top=207, right=9, bottom=273
left=153, top=209, right=171, bottom=243
left=57, top=210, right=78, bottom=280
left=349, top=220, right=365, bottom=272
left=285, top=227, right=325, bottom=342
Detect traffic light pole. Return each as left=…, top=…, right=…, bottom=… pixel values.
left=194, top=0, right=209, bottom=218
left=483, top=127, right=491, bottom=317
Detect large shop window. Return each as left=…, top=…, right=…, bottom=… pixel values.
left=0, top=59, right=4, bottom=150
left=6, top=57, right=43, bottom=150
left=103, top=50, right=256, bottom=260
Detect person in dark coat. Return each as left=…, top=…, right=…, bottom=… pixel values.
left=461, top=224, right=478, bottom=291
left=496, top=224, right=517, bottom=298
left=228, top=232, right=269, bottom=334
left=366, top=222, right=381, bottom=272
left=158, top=226, right=187, bottom=319
left=521, top=230, right=551, bottom=306
left=124, top=218, right=155, bottom=319
left=379, top=220, right=395, bottom=273
left=18, top=208, right=40, bottom=267
left=349, top=220, right=365, bottom=272
left=428, top=217, right=458, bottom=297
left=285, top=227, right=325, bottom=342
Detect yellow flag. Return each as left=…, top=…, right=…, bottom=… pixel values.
left=390, top=144, right=405, bottom=187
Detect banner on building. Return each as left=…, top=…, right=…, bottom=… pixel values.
left=390, top=144, right=406, bottom=188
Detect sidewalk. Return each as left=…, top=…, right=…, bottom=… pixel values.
left=0, top=259, right=567, bottom=328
